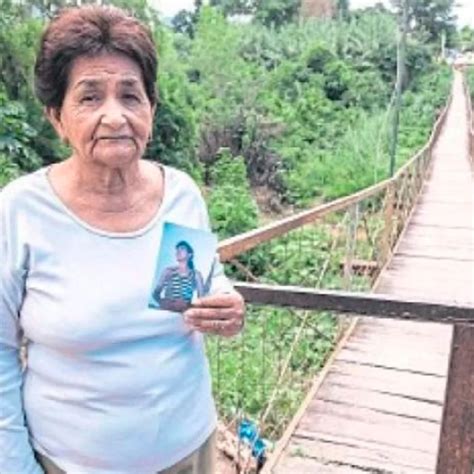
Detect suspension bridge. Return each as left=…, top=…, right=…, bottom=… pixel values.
left=213, top=69, right=474, bottom=473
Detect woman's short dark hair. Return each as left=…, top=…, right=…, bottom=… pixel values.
left=34, top=5, right=158, bottom=109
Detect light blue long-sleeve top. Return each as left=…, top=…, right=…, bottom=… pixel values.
left=0, top=165, right=232, bottom=473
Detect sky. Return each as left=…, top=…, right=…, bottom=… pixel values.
left=151, top=0, right=474, bottom=27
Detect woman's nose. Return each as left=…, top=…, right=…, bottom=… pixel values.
left=100, top=99, right=127, bottom=128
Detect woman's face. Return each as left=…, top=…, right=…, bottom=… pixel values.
left=176, top=246, right=191, bottom=263
left=47, top=53, right=154, bottom=168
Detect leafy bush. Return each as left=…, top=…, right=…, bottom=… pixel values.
left=207, top=150, right=259, bottom=238
left=0, top=154, right=20, bottom=187
left=464, top=67, right=474, bottom=103
left=0, top=90, right=41, bottom=172
left=0, top=3, right=451, bottom=211
left=146, top=29, right=201, bottom=179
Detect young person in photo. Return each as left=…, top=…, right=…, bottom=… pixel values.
left=153, top=241, right=206, bottom=312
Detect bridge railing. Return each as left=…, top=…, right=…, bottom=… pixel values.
left=234, top=283, right=474, bottom=474
left=462, top=68, right=474, bottom=163
left=210, top=92, right=452, bottom=472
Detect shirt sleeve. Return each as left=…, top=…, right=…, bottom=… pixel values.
left=0, top=192, right=44, bottom=474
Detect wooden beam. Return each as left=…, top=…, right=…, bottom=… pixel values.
left=436, top=324, right=474, bottom=473
left=233, top=282, right=474, bottom=325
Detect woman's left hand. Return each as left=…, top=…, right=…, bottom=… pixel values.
left=183, top=292, right=245, bottom=337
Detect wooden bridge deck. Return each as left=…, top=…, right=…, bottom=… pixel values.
left=266, top=72, right=474, bottom=473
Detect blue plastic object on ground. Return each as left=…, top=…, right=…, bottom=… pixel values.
left=238, top=419, right=267, bottom=463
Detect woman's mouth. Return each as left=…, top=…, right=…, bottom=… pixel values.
left=97, top=136, right=132, bottom=141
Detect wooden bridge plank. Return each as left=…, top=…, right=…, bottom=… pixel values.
left=352, top=322, right=451, bottom=343
left=315, top=383, right=442, bottom=422
left=328, top=359, right=447, bottom=390
left=324, top=370, right=445, bottom=404
left=274, top=455, right=372, bottom=474
left=401, top=224, right=474, bottom=243
left=343, top=333, right=450, bottom=354
left=302, top=398, right=440, bottom=432
left=410, top=210, right=473, bottom=229
left=396, top=245, right=474, bottom=261
left=357, top=318, right=452, bottom=336
left=286, top=435, right=434, bottom=472
left=389, top=255, right=474, bottom=273
left=336, top=347, right=448, bottom=376
left=291, top=431, right=436, bottom=467
left=348, top=335, right=448, bottom=356
left=296, top=411, right=439, bottom=452
left=376, top=280, right=473, bottom=307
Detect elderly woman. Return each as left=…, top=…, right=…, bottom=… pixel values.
left=0, top=5, right=244, bottom=474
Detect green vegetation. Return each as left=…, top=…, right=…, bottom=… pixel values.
left=207, top=306, right=339, bottom=438
left=389, top=0, right=457, bottom=45
left=0, top=1, right=452, bottom=219
left=458, top=26, right=474, bottom=52
left=465, top=67, right=474, bottom=100
left=207, top=150, right=259, bottom=238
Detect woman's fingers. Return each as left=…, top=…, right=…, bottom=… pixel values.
left=183, top=292, right=245, bottom=337
left=184, top=307, right=236, bottom=320
left=186, top=316, right=242, bottom=336
left=191, top=293, right=241, bottom=308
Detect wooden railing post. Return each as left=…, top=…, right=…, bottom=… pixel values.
left=462, top=70, right=474, bottom=165
left=436, top=324, right=474, bottom=473
left=380, top=183, right=395, bottom=267
left=343, top=203, right=359, bottom=289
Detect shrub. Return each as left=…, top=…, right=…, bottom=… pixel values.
left=207, top=150, right=259, bottom=238
left=0, top=90, right=41, bottom=172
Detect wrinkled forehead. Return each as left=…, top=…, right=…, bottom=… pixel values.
left=67, top=53, right=144, bottom=90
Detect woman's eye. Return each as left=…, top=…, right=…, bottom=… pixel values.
left=80, top=95, right=99, bottom=104
left=123, top=93, right=141, bottom=103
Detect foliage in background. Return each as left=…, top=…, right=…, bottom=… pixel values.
left=146, top=28, right=201, bottom=178
left=0, top=89, right=41, bottom=173
left=458, top=26, right=474, bottom=52
left=207, top=149, right=258, bottom=238
left=389, top=0, right=457, bottom=46
left=210, top=0, right=301, bottom=28
left=465, top=67, right=474, bottom=102
left=0, top=1, right=453, bottom=209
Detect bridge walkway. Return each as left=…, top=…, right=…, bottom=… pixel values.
left=266, top=71, right=474, bottom=473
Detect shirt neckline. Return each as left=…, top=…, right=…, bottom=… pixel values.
left=40, top=162, right=167, bottom=239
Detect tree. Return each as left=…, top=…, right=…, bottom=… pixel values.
left=337, top=0, right=350, bottom=20
left=458, top=26, right=474, bottom=52
left=210, top=0, right=301, bottom=28
left=389, top=0, right=456, bottom=45
left=254, top=0, right=300, bottom=28
left=209, top=0, right=253, bottom=17
left=172, top=9, right=196, bottom=36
